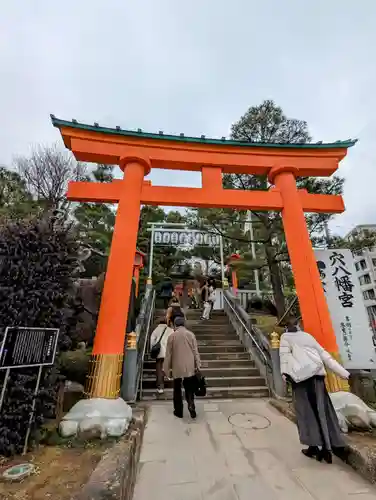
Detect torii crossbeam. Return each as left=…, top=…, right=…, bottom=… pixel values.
left=52, top=116, right=356, bottom=398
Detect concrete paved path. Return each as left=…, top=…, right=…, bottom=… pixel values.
left=133, top=399, right=375, bottom=500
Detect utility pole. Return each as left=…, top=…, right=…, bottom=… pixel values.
left=247, top=211, right=261, bottom=296
left=324, top=220, right=331, bottom=248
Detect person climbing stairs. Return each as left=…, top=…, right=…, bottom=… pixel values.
left=141, top=309, right=268, bottom=400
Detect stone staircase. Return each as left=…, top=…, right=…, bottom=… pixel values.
left=141, top=309, right=268, bottom=400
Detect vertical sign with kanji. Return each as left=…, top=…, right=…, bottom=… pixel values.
left=314, top=249, right=376, bottom=369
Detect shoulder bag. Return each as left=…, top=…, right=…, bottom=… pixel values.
left=150, top=327, right=168, bottom=359
left=289, top=344, right=323, bottom=383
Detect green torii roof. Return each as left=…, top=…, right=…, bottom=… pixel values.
left=51, top=115, right=357, bottom=150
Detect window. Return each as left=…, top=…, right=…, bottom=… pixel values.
left=364, top=289, right=376, bottom=300
left=372, top=258, right=376, bottom=267
left=367, top=305, right=376, bottom=333
left=360, top=259, right=367, bottom=270
left=360, top=274, right=372, bottom=285
left=355, top=262, right=360, bottom=271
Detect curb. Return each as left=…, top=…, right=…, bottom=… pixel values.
left=75, top=405, right=149, bottom=500
left=269, top=398, right=376, bottom=484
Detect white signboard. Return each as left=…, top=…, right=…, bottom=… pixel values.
left=153, top=229, right=220, bottom=247
left=314, top=248, right=376, bottom=369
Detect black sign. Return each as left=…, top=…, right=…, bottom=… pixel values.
left=329, top=251, right=355, bottom=308
left=0, top=327, right=59, bottom=369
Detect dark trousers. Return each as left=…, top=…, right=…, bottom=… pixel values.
left=173, top=376, right=196, bottom=416
left=156, top=358, right=164, bottom=389
left=163, top=297, right=170, bottom=309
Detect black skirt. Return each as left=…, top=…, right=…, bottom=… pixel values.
left=292, top=375, right=346, bottom=450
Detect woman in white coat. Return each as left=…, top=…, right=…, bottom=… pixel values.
left=279, top=320, right=350, bottom=464
left=150, top=319, right=174, bottom=394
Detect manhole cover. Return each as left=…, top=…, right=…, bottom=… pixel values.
left=2, top=463, right=36, bottom=482
left=228, top=413, right=271, bottom=430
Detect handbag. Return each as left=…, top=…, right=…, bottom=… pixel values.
left=208, top=288, right=216, bottom=303
left=150, top=327, right=167, bottom=360
left=288, top=344, right=323, bottom=383
left=194, top=371, right=207, bottom=397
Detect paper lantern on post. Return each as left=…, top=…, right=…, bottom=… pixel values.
left=228, top=252, right=241, bottom=295
left=133, top=249, right=145, bottom=297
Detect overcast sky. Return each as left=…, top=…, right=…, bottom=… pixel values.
left=1, top=1, right=375, bottom=235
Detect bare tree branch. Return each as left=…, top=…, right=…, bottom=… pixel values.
left=15, top=143, right=86, bottom=209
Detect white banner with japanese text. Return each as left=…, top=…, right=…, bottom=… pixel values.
left=153, top=229, right=220, bottom=247
left=314, top=249, right=376, bottom=369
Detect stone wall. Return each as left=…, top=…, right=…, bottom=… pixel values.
left=75, top=406, right=148, bottom=500
left=350, top=373, right=376, bottom=405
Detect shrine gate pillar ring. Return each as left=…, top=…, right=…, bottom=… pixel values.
left=86, top=156, right=150, bottom=399
left=268, top=165, right=348, bottom=393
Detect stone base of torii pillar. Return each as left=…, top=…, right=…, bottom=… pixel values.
left=59, top=398, right=132, bottom=439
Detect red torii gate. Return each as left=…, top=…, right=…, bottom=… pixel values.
left=51, top=115, right=356, bottom=399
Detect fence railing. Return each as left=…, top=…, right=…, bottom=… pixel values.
left=212, top=289, right=274, bottom=311
left=122, top=286, right=155, bottom=402
left=236, top=290, right=275, bottom=310
left=222, top=289, right=286, bottom=398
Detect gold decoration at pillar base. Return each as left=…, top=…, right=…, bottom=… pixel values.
left=325, top=352, right=350, bottom=393
left=270, top=331, right=280, bottom=349
left=222, top=278, right=229, bottom=289
left=85, top=353, right=123, bottom=399
left=146, top=277, right=152, bottom=285
left=127, top=331, right=137, bottom=350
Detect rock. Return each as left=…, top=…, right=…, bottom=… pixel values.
left=79, top=417, right=105, bottom=440
left=63, top=397, right=132, bottom=421
left=337, top=411, right=349, bottom=434
left=60, top=397, right=132, bottom=440
left=344, top=404, right=371, bottom=429
left=330, top=391, right=376, bottom=431
left=105, top=418, right=129, bottom=437
left=59, top=419, right=79, bottom=438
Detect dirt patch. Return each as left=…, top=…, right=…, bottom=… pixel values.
left=0, top=442, right=111, bottom=500
left=347, top=430, right=376, bottom=450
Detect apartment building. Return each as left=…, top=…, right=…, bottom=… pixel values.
left=345, top=224, right=376, bottom=332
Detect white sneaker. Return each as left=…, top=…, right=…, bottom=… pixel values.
left=157, top=388, right=164, bottom=395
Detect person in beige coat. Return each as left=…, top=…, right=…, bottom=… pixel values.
left=163, top=316, right=201, bottom=419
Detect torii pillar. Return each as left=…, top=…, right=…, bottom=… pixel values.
left=85, top=157, right=150, bottom=399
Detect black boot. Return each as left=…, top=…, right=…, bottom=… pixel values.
left=301, top=446, right=319, bottom=459
left=316, top=449, right=332, bottom=464
left=188, top=405, right=197, bottom=419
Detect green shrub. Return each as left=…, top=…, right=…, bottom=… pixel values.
left=0, top=214, right=80, bottom=456
left=59, top=349, right=91, bottom=386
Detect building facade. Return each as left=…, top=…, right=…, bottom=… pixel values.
left=345, top=224, right=376, bottom=334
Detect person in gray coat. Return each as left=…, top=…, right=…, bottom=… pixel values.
left=163, top=316, right=201, bottom=419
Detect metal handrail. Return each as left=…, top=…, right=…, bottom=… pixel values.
left=223, top=293, right=270, bottom=367
left=137, top=288, right=155, bottom=401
